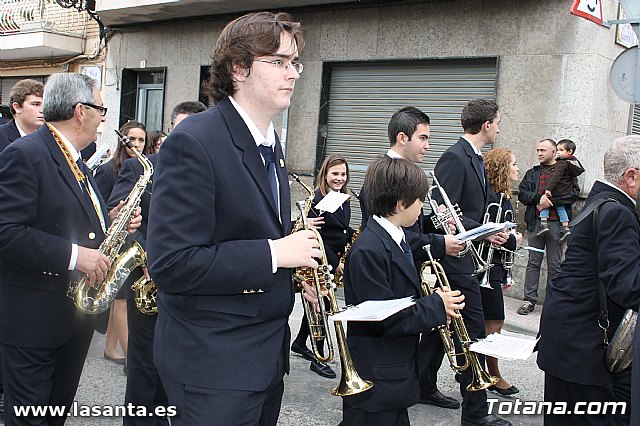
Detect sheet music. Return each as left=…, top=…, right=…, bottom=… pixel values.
left=469, top=333, right=539, bottom=361
left=329, top=297, right=415, bottom=322
left=456, top=221, right=516, bottom=243
left=85, top=143, right=111, bottom=170
left=314, top=191, right=351, bottom=213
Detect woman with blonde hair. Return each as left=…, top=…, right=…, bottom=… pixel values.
left=479, top=147, right=523, bottom=395
left=291, top=154, right=356, bottom=379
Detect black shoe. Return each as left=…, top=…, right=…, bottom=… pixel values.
left=291, top=341, right=315, bottom=362
left=488, top=384, right=519, bottom=396
left=559, top=227, right=571, bottom=244
left=536, top=222, right=549, bottom=237
left=461, top=414, right=512, bottom=426
left=104, top=351, right=126, bottom=365
left=310, top=360, right=336, bottom=378
left=418, top=390, right=460, bottom=409
left=517, top=301, right=535, bottom=315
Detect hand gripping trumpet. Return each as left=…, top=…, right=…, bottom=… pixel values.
left=427, top=171, right=491, bottom=276
left=420, top=244, right=499, bottom=391
left=68, top=130, right=153, bottom=314
left=477, top=193, right=506, bottom=289
left=290, top=174, right=372, bottom=396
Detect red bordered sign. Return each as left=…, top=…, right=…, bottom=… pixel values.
left=570, top=0, right=603, bottom=25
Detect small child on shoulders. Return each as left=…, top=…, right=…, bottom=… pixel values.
left=341, top=156, right=464, bottom=425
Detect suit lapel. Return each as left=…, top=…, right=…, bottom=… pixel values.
left=460, top=138, right=486, bottom=195
left=273, top=136, right=291, bottom=232
left=41, top=126, right=104, bottom=234
left=8, top=121, right=20, bottom=143
left=218, top=98, right=283, bottom=229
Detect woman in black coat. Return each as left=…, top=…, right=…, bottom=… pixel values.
left=479, top=147, right=523, bottom=396
left=291, top=155, right=356, bottom=378
left=94, top=120, right=149, bottom=367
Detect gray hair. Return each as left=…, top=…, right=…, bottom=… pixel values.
left=43, top=73, right=97, bottom=122
left=604, top=135, right=640, bottom=183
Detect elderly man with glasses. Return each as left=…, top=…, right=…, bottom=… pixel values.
left=0, top=73, right=140, bottom=426
left=538, top=135, right=640, bottom=426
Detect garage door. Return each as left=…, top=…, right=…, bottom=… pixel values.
left=322, top=59, right=498, bottom=226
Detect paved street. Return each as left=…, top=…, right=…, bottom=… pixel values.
left=3, top=295, right=544, bottom=425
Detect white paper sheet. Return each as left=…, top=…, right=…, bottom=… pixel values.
left=469, top=333, right=539, bottom=361
left=314, top=191, right=351, bottom=213
left=328, top=297, right=415, bottom=322
left=456, top=222, right=516, bottom=243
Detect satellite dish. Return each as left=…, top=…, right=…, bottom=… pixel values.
left=610, top=48, right=638, bottom=104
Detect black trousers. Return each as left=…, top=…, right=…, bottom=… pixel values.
left=340, top=400, right=410, bottom=426
left=418, top=329, right=444, bottom=396
left=159, top=350, right=285, bottom=426
left=544, top=371, right=631, bottom=426
left=124, top=297, right=168, bottom=426
left=447, top=273, right=488, bottom=418
left=1, top=322, right=94, bottom=426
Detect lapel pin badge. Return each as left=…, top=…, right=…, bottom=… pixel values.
left=279, top=159, right=285, bottom=168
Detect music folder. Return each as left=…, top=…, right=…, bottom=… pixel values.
left=455, top=221, right=516, bottom=243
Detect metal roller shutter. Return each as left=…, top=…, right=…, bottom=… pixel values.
left=322, top=59, right=498, bottom=226
left=1, top=76, right=46, bottom=106
left=632, top=104, right=640, bottom=135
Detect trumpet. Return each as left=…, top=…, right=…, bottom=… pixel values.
left=420, top=244, right=499, bottom=391
left=294, top=201, right=373, bottom=396
left=427, top=171, right=491, bottom=276
left=501, top=203, right=516, bottom=288
left=477, top=193, right=506, bottom=289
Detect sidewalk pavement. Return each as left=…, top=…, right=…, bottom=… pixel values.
left=502, top=295, right=541, bottom=337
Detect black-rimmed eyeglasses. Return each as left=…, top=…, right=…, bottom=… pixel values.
left=77, top=102, right=108, bottom=117
left=255, top=59, right=304, bottom=74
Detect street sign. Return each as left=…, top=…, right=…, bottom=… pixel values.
left=570, top=0, right=603, bottom=25
left=610, top=48, right=638, bottom=104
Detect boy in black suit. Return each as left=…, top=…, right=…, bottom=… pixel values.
left=342, top=156, right=465, bottom=425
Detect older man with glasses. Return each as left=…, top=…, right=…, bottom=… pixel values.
left=0, top=73, right=140, bottom=426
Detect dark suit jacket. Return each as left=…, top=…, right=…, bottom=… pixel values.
left=94, top=158, right=119, bottom=202
left=147, top=97, right=293, bottom=392
left=0, top=120, right=21, bottom=152
left=537, top=181, right=640, bottom=386
left=308, top=189, right=354, bottom=269
left=433, top=137, right=489, bottom=274
left=107, top=154, right=157, bottom=249
left=0, top=124, right=109, bottom=347
left=343, top=218, right=447, bottom=412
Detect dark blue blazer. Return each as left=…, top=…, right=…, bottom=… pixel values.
left=94, top=158, right=119, bottom=202
left=538, top=181, right=640, bottom=385
left=0, top=120, right=21, bottom=152
left=107, top=154, right=157, bottom=249
left=433, top=137, right=489, bottom=274
left=309, top=189, right=354, bottom=269
left=0, top=124, right=109, bottom=347
left=343, top=218, right=447, bottom=412
left=147, top=97, right=293, bottom=392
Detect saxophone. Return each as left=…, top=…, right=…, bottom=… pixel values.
left=131, top=275, right=157, bottom=315
left=69, top=130, right=153, bottom=314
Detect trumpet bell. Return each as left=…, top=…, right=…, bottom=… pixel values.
left=331, top=321, right=373, bottom=396
left=466, top=353, right=500, bottom=391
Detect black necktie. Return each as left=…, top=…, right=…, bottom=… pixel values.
left=400, top=238, right=413, bottom=265
left=257, top=144, right=279, bottom=213
left=477, top=154, right=485, bottom=183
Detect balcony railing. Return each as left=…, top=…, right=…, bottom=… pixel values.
left=0, top=0, right=87, bottom=36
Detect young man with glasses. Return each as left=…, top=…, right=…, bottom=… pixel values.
left=147, top=12, right=322, bottom=426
